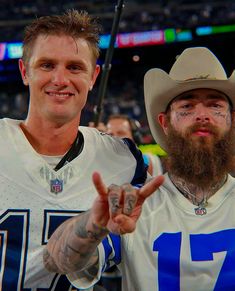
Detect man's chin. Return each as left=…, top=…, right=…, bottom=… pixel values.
left=189, top=135, right=215, bottom=147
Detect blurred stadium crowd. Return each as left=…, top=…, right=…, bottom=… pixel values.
left=0, top=0, right=235, bottom=42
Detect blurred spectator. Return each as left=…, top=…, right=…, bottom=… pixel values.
left=106, top=114, right=164, bottom=176
left=88, top=121, right=107, bottom=132
left=12, top=92, right=28, bottom=119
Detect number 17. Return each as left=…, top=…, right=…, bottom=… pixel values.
left=153, top=229, right=235, bottom=291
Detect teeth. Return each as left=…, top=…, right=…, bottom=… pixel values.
left=48, top=92, right=71, bottom=97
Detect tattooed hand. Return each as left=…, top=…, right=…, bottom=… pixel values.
left=44, top=173, right=164, bottom=274
left=90, top=172, right=164, bottom=234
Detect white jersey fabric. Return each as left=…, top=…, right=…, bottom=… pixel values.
left=70, top=173, right=235, bottom=291
left=0, top=118, right=146, bottom=291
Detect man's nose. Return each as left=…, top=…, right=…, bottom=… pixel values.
left=195, top=104, right=210, bottom=122
left=51, top=67, right=70, bottom=86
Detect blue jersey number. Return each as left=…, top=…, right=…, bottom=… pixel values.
left=153, top=230, right=235, bottom=291
left=0, top=209, right=81, bottom=291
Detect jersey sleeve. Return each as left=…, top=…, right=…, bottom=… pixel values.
left=122, top=138, right=148, bottom=188
left=67, top=233, right=121, bottom=289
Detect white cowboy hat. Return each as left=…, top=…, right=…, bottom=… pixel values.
left=144, top=47, right=235, bottom=150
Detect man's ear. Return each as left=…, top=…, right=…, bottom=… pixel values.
left=89, top=64, right=100, bottom=91
left=18, top=59, right=29, bottom=86
left=158, top=112, right=169, bottom=135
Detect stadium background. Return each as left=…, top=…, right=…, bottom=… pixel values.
left=0, top=0, right=235, bottom=143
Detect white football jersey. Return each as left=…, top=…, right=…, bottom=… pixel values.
left=70, top=173, right=235, bottom=291
left=0, top=118, right=146, bottom=291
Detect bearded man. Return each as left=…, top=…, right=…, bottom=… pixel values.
left=44, top=47, right=235, bottom=291
left=159, top=88, right=235, bottom=213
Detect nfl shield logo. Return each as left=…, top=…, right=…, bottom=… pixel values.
left=50, top=179, right=63, bottom=194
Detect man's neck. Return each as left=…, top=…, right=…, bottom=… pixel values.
left=169, top=173, right=227, bottom=206
left=19, top=119, right=80, bottom=156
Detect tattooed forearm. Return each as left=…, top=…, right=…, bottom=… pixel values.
left=74, top=211, right=108, bottom=241
left=43, top=248, right=61, bottom=273
left=44, top=211, right=109, bottom=274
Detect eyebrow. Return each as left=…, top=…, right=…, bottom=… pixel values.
left=165, top=91, right=232, bottom=112
left=35, top=57, right=87, bottom=66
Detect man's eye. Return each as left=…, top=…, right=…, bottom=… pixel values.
left=181, top=103, right=192, bottom=109
left=68, top=65, right=81, bottom=72
left=211, top=103, right=222, bottom=108
left=41, top=63, right=53, bottom=69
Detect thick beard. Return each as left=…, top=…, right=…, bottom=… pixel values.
left=166, top=122, right=235, bottom=189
